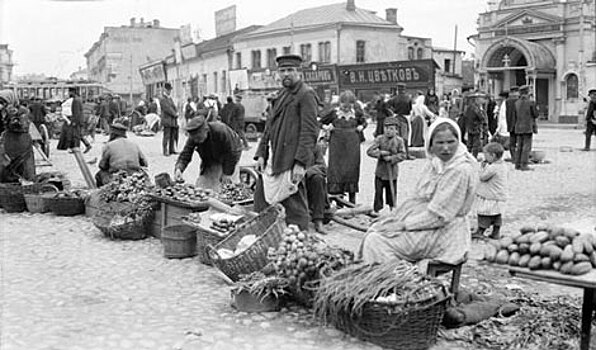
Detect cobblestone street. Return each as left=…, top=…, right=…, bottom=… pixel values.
left=1, top=124, right=595, bottom=350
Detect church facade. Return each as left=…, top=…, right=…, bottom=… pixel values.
left=472, top=0, right=596, bottom=123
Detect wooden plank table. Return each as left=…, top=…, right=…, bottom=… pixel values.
left=509, top=266, right=596, bottom=350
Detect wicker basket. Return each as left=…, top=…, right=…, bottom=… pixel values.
left=23, top=185, right=59, bottom=213
left=0, top=183, right=26, bottom=213
left=332, top=283, right=450, bottom=350
left=195, top=226, right=228, bottom=265
left=93, top=211, right=150, bottom=241
left=208, top=205, right=286, bottom=282
left=47, top=196, right=85, bottom=216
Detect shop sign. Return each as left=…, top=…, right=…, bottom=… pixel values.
left=302, top=66, right=337, bottom=85
left=139, top=64, right=166, bottom=85
left=248, top=71, right=281, bottom=90
left=338, top=60, right=435, bottom=87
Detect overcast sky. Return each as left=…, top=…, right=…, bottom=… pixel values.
left=1, top=0, right=489, bottom=78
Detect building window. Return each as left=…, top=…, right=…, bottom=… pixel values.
left=300, top=44, right=312, bottom=63
left=444, top=59, right=451, bottom=73
left=356, top=40, right=366, bottom=63
left=221, top=70, right=226, bottom=93
left=235, top=52, right=242, bottom=69
left=283, top=46, right=291, bottom=55
left=417, top=48, right=423, bottom=59
left=566, top=74, right=578, bottom=99
left=251, top=50, right=262, bottom=69
left=213, top=72, right=218, bottom=93
left=318, top=41, right=331, bottom=63
left=408, top=47, right=414, bottom=60
left=267, top=48, right=277, bottom=68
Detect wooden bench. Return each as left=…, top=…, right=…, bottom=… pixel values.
left=426, top=253, right=468, bottom=298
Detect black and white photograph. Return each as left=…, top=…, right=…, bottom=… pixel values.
left=0, top=0, right=595, bottom=349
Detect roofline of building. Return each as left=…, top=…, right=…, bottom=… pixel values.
left=84, top=25, right=179, bottom=59
left=236, top=22, right=402, bottom=41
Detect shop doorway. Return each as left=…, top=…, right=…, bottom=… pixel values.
left=535, top=78, right=549, bottom=120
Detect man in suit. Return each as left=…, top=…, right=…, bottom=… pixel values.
left=229, top=95, right=249, bottom=150
left=387, top=83, right=414, bottom=159
left=505, top=86, right=519, bottom=162
left=582, top=88, right=596, bottom=151
left=160, top=82, right=178, bottom=156
left=254, top=54, right=319, bottom=230
left=514, top=85, right=538, bottom=171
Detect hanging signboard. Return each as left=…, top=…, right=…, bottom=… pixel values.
left=139, top=63, right=166, bottom=86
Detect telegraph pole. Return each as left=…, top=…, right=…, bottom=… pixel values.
left=129, top=53, right=133, bottom=106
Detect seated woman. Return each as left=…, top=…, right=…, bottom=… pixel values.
left=95, top=121, right=148, bottom=187
left=360, top=118, right=478, bottom=266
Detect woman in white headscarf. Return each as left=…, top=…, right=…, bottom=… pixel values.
left=360, top=118, right=479, bottom=265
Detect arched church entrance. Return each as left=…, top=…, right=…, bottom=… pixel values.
left=479, top=37, right=556, bottom=120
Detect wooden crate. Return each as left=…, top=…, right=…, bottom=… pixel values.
left=158, top=202, right=207, bottom=238
left=148, top=208, right=162, bottom=238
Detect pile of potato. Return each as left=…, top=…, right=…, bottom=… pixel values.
left=153, top=183, right=213, bottom=203
left=485, top=223, right=596, bottom=276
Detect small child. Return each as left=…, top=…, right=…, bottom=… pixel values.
left=367, top=116, right=407, bottom=214
left=474, top=142, right=508, bottom=239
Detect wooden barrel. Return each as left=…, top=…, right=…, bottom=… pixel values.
left=161, top=225, right=197, bottom=259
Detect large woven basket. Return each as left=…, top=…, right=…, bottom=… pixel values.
left=332, top=283, right=450, bottom=350
left=0, top=183, right=27, bottom=213
left=23, top=185, right=59, bottom=213
left=208, top=205, right=286, bottom=282
left=195, top=226, right=228, bottom=265
left=93, top=213, right=150, bottom=240
left=47, top=196, right=85, bottom=216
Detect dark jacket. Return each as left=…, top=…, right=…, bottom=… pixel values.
left=229, top=102, right=245, bottom=133
left=176, top=122, right=242, bottom=176
left=586, top=101, right=596, bottom=122
left=464, top=104, right=487, bottom=135
left=387, top=93, right=412, bottom=116
left=160, top=94, right=178, bottom=128
left=505, top=97, right=518, bottom=133
left=514, top=96, right=538, bottom=134
left=28, top=101, right=47, bottom=129
left=255, top=80, right=319, bottom=175
left=366, top=134, right=406, bottom=180
left=220, top=102, right=234, bottom=126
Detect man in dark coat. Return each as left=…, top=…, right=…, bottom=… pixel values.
left=57, top=88, right=84, bottom=151
left=229, top=95, right=249, bottom=149
left=219, top=96, right=234, bottom=126
left=374, top=95, right=391, bottom=137
left=387, top=83, right=413, bottom=159
left=174, top=116, right=242, bottom=191
left=513, top=85, right=538, bottom=171
left=28, top=97, right=48, bottom=132
left=486, top=96, right=498, bottom=136
left=254, top=54, right=319, bottom=230
left=582, top=88, right=596, bottom=151
left=464, top=92, right=488, bottom=158
left=505, top=86, right=520, bottom=162
left=160, top=82, right=178, bottom=156
left=0, top=90, right=35, bottom=182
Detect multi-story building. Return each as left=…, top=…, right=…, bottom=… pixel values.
left=85, top=18, right=179, bottom=104
left=0, top=44, right=14, bottom=88
left=471, top=0, right=596, bottom=123
left=231, top=0, right=409, bottom=103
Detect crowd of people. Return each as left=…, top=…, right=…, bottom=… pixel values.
left=1, top=52, right=595, bottom=269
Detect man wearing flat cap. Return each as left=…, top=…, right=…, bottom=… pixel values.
left=254, top=54, right=320, bottom=230
left=505, top=86, right=520, bottom=162
left=583, top=88, right=596, bottom=151
left=174, top=116, right=243, bottom=191
left=160, top=82, right=179, bottom=156
left=513, top=85, right=538, bottom=170
left=463, top=92, right=489, bottom=158
left=95, top=121, right=148, bottom=187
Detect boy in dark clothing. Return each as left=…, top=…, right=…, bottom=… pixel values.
left=367, top=117, right=406, bottom=213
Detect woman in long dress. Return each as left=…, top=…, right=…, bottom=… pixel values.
left=360, top=118, right=478, bottom=266
left=57, top=88, right=83, bottom=151
left=410, top=93, right=436, bottom=147
left=320, top=90, right=367, bottom=204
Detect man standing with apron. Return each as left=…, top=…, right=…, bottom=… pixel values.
left=253, top=54, right=319, bottom=230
